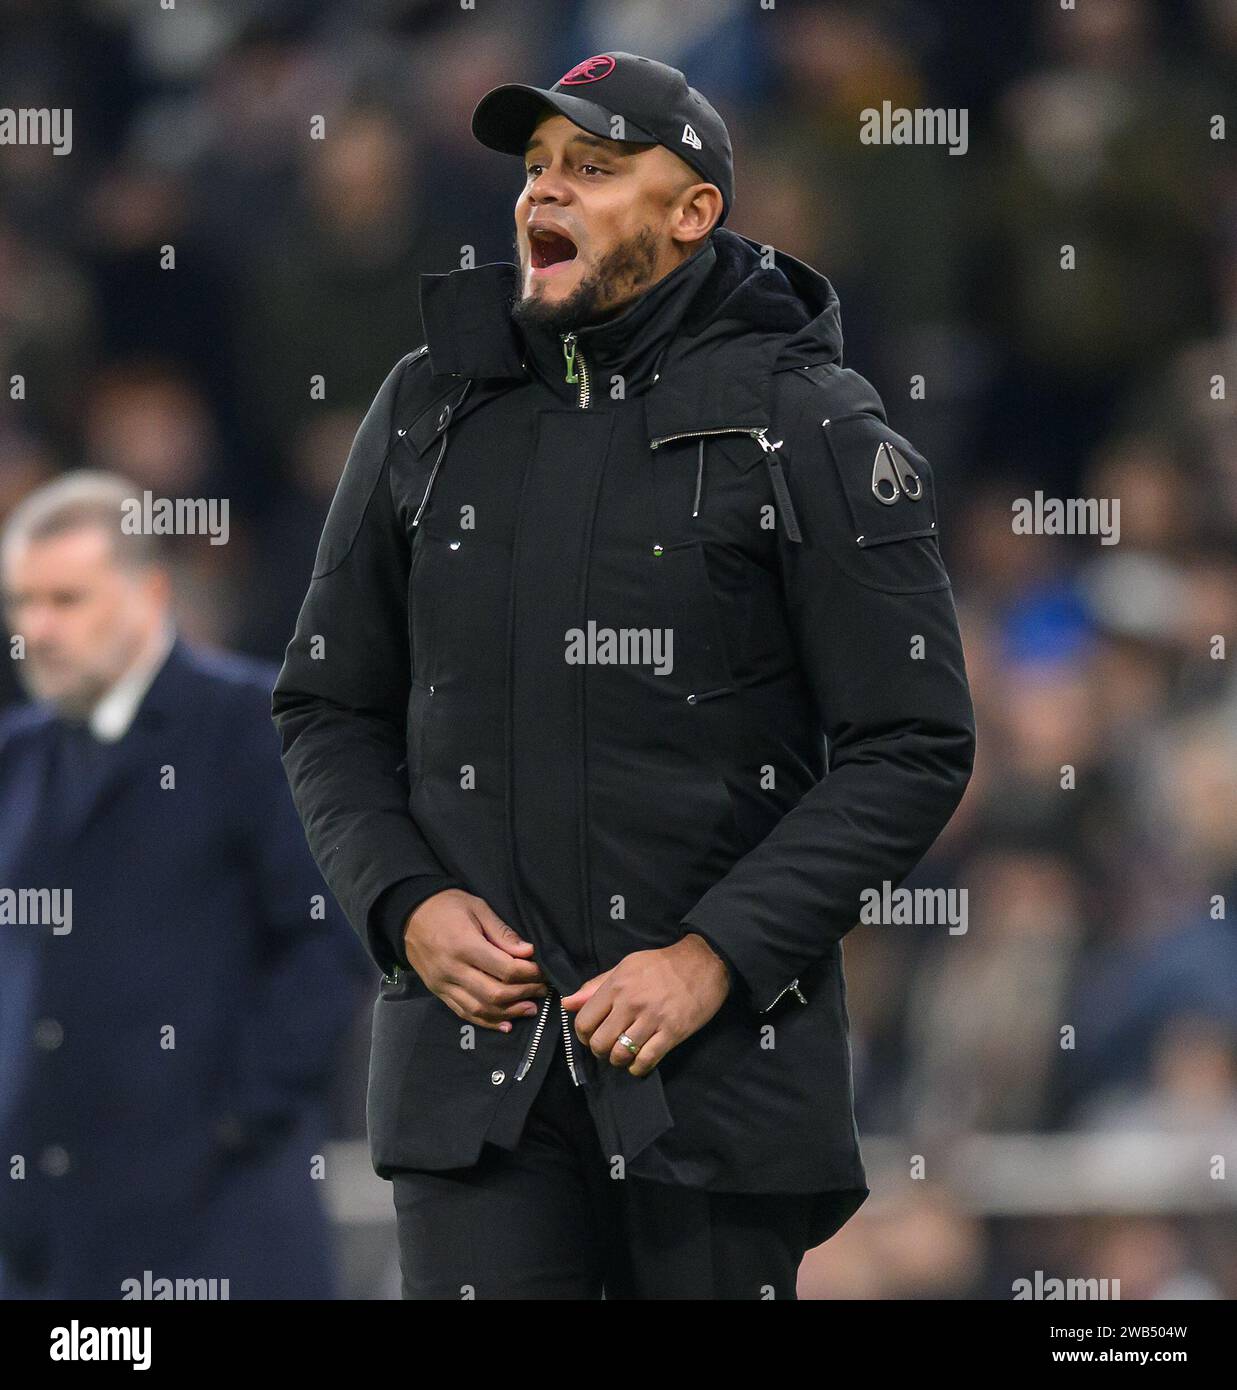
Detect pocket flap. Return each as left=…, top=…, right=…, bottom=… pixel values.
left=822, top=414, right=939, bottom=548
left=399, top=380, right=478, bottom=458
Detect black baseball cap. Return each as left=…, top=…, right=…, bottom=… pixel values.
left=472, top=51, right=734, bottom=224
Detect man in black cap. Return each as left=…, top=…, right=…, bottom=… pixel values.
left=274, top=52, right=975, bottom=1299
left=473, top=50, right=736, bottom=339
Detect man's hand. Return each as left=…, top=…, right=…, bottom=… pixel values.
left=560, top=934, right=731, bottom=1077
left=403, top=889, right=548, bottom=1032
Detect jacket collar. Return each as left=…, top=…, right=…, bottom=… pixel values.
left=515, top=239, right=717, bottom=403
left=419, top=239, right=715, bottom=391
left=130, top=632, right=194, bottom=727
left=417, top=227, right=843, bottom=447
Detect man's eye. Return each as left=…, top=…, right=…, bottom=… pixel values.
left=526, top=161, right=609, bottom=178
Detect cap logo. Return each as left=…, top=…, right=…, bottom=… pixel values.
left=681, top=123, right=702, bottom=150
left=559, top=55, right=615, bottom=85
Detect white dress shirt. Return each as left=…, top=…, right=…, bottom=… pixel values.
left=88, top=623, right=177, bottom=743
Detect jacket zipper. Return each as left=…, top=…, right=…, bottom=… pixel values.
left=515, top=987, right=584, bottom=1086
left=650, top=427, right=803, bottom=542
left=761, top=978, right=808, bottom=1014
left=649, top=425, right=763, bottom=450
left=561, top=333, right=591, bottom=409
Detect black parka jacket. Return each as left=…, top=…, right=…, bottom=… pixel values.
left=272, top=228, right=975, bottom=1244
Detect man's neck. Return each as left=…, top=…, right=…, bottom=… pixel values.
left=88, top=622, right=176, bottom=742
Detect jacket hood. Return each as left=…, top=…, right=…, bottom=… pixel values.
left=642, top=227, right=844, bottom=444
left=679, top=226, right=843, bottom=368
left=418, top=225, right=845, bottom=445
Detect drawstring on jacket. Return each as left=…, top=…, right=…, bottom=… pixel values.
left=408, top=380, right=474, bottom=526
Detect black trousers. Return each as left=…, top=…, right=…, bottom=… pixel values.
left=391, top=1040, right=818, bottom=1300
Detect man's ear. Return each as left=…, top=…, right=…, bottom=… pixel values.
left=674, top=182, right=723, bottom=247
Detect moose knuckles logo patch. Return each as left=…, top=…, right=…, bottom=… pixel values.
left=871, top=441, right=923, bottom=506
left=559, top=55, right=616, bottom=85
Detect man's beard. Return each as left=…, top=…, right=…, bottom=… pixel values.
left=18, top=652, right=112, bottom=719
left=511, top=226, right=660, bottom=337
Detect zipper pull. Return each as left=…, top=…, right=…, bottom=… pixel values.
left=561, top=333, right=579, bottom=385
left=760, top=977, right=808, bottom=1013
left=515, top=989, right=555, bottom=1081
left=752, top=430, right=803, bottom=543
left=559, top=999, right=586, bottom=1087
left=753, top=429, right=785, bottom=453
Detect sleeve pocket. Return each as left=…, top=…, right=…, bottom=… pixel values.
left=820, top=413, right=952, bottom=594
left=823, top=415, right=939, bottom=547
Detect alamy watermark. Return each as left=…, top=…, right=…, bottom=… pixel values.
left=1012, top=492, right=1120, bottom=544
left=49, top=1321, right=150, bottom=1370
left=1014, top=1270, right=1121, bottom=1300
left=859, top=881, right=968, bottom=934
left=860, top=101, right=968, bottom=155
left=121, top=491, right=229, bottom=546
left=564, top=622, right=673, bottom=675
left=121, top=1269, right=230, bottom=1300
left=0, top=887, right=71, bottom=934
left=0, top=107, right=72, bottom=156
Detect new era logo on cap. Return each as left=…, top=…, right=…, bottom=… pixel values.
left=471, top=50, right=734, bottom=224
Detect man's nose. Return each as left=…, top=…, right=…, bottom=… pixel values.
left=528, top=165, right=569, bottom=203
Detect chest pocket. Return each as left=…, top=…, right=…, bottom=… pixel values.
left=648, top=442, right=735, bottom=703
left=393, top=379, right=476, bottom=528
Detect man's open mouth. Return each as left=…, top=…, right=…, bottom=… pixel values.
left=529, top=227, right=579, bottom=270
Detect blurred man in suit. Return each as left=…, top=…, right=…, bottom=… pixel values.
left=0, top=470, right=372, bottom=1299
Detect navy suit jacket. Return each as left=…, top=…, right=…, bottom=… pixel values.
left=0, top=637, right=373, bottom=1298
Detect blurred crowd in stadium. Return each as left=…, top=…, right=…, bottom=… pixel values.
left=1, top=0, right=1234, bottom=1298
